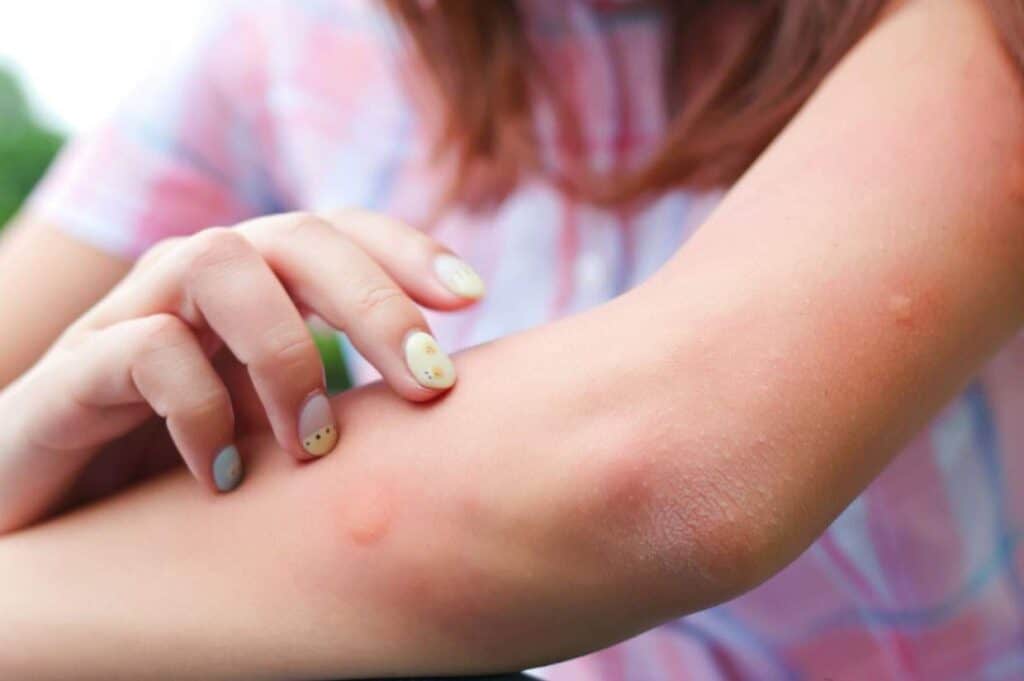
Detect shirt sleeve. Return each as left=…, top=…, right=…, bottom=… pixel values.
left=25, top=3, right=281, bottom=259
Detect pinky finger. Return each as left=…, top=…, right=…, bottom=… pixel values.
left=122, top=315, right=242, bottom=493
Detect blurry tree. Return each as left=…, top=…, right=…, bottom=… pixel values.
left=0, top=66, right=65, bottom=228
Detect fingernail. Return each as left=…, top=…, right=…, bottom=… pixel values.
left=298, top=392, right=338, bottom=457
left=404, top=330, right=456, bottom=390
left=434, top=254, right=485, bottom=299
left=212, top=445, right=244, bottom=492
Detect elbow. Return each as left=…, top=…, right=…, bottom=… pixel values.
left=576, top=436, right=807, bottom=618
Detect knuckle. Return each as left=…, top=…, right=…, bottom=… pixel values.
left=352, top=282, right=406, bottom=318
left=254, top=328, right=318, bottom=375
left=184, top=227, right=253, bottom=275
left=279, top=212, right=331, bottom=240
left=321, top=207, right=372, bottom=231
left=177, top=384, right=231, bottom=423
left=136, top=314, right=191, bottom=355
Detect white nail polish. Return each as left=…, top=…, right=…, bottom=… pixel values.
left=404, top=331, right=456, bottom=390
left=434, top=254, right=485, bottom=300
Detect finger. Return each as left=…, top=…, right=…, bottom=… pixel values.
left=123, top=315, right=242, bottom=493
left=81, top=228, right=338, bottom=461
left=242, top=215, right=458, bottom=401
left=247, top=209, right=486, bottom=309
left=179, top=229, right=338, bottom=460
left=20, top=315, right=239, bottom=496
left=133, top=236, right=187, bottom=270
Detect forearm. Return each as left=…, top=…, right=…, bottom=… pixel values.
left=6, top=2, right=1024, bottom=679
left=0, top=257, right=1015, bottom=681
left=0, top=297, right=713, bottom=680
left=1, top=223, right=1019, bottom=681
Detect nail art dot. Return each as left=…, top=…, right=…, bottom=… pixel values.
left=301, top=424, right=338, bottom=456
left=299, top=393, right=339, bottom=456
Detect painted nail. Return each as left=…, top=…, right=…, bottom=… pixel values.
left=298, top=392, right=338, bottom=457
left=404, top=331, right=456, bottom=390
left=434, top=254, right=485, bottom=299
left=212, top=445, right=244, bottom=493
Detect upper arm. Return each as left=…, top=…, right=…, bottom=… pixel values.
left=639, top=0, right=1024, bottom=587
left=0, top=220, right=130, bottom=386
left=3, top=3, right=1024, bottom=677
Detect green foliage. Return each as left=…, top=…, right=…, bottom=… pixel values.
left=312, top=329, right=353, bottom=394
left=0, top=67, right=65, bottom=228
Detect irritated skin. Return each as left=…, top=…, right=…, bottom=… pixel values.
left=4, top=0, right=1024, bottom=678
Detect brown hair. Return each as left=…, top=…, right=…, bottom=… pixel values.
left=384, top=0, right=1020, bottom=210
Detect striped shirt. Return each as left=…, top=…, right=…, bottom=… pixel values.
left=28, top=1, right=1024, bottom=678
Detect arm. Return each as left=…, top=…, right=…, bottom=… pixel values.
left=3, top=0, right=1024, bottom=678
left=0, top=4, right=269, bottom=389
left=0, top=219, right=130, bottom=386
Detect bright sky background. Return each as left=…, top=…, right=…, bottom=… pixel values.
left=0, top=0, right=210, bottom=132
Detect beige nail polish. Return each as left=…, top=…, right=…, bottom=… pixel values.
left=434, top=254, right=485, bottom=300
left=298, top=392, right=338, bottom=456
left=404, top=331, right=456, bottom=390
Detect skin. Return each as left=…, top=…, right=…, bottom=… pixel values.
left=0, top=221, right=131, bottom=387
left=2, top=0, right=1024, bottom=678
left=0, top=210, right=483, bottom=531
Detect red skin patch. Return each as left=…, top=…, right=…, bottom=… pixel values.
left=880, top=267, right=946, bottom=337
left=341, top=480, right=395, bottom=547
left=887, top=293, right=915, bottom=328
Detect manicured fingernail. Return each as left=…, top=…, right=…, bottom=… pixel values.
left=298, top=392, right=338, bottom=457
left=404, top=330, right=456, bottom=390
left=434, top=254, right=485, bottom=299
left=212, top=445, right=243, bottom=493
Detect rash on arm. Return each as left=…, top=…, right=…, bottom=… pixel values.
left=3, top=0, right=1024, bottom=679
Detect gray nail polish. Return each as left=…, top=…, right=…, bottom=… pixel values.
left=212, top=445, right=243, bottom=492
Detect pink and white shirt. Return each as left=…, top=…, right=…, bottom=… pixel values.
left=29, top=2, right=1024, bottom=678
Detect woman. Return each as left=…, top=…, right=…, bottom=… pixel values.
left=1, top=0, right=1023, bottom=678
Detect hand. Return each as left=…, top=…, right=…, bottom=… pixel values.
left=0, top=209, right=486, bottom=533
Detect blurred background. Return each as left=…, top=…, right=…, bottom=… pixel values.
left=0, top=0, right=207, bottom=224
left=0, top=0, right=351, bottom=389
